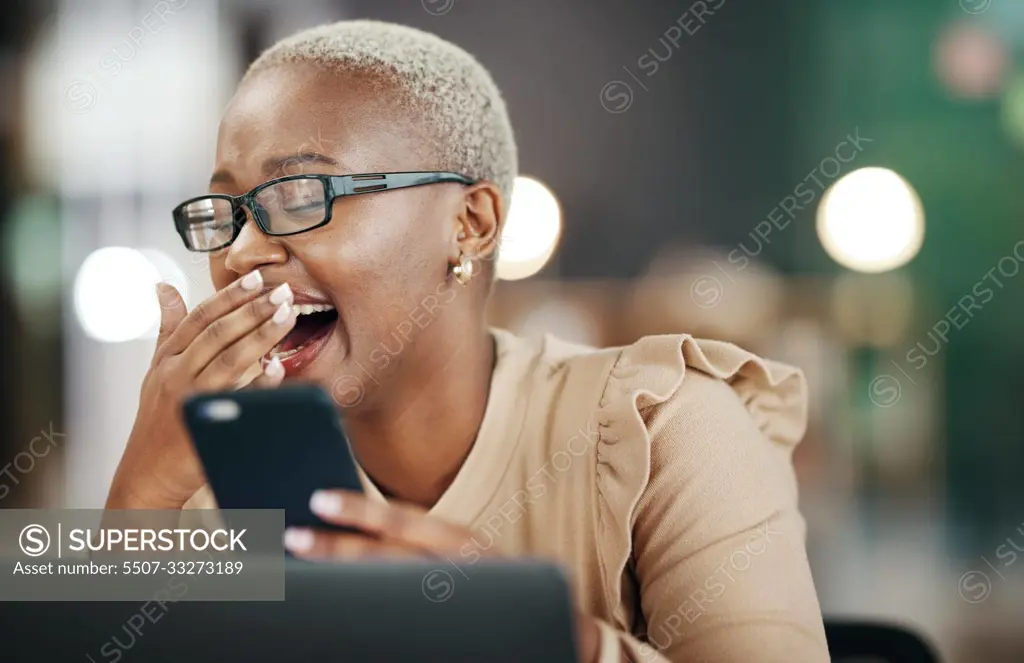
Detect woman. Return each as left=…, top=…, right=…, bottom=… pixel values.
left=105, top=19, right=830, bottom=663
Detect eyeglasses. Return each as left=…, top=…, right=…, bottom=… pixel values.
left=173, top=171, right=477, bottom=252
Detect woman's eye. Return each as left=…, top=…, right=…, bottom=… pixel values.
left=199, top=219, right=235, bottom=232
left=283, top=201, right=322, bottom=214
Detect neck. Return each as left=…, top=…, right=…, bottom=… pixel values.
left=342, top=322, right=496, bottom=509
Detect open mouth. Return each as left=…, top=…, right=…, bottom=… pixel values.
left=265, top=303, right=338, bottom=373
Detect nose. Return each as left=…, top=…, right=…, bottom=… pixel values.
left=222, top=207, right=288, bottom=275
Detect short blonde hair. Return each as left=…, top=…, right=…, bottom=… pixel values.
left=244, top=19, right=518, bottom=211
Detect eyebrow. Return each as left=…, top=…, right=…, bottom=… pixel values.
left=208, top=151, right=343, bottom=188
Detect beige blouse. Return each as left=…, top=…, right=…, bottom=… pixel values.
left=186, top=328, right=830, bottom=662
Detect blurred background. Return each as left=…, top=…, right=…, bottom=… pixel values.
left=0, top=0, right=1022, bottom=660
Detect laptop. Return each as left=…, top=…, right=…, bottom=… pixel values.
left=0, top=559, right=579, bottom=662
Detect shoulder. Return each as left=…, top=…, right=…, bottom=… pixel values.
left=503, top=330, right=814, bottom=625
left=500, top=327, right=809, bottom=510
left=503, top=328, right=808, bottom=454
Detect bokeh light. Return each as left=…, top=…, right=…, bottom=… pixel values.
left=1001, top=74, right=1024, bottom=148
left=74, top=247, right=161, bottom=343
left=934, top=20, right=1009, bottom=100
left=496, top=176, right=562, bottom=281
left=816, top=167, right=925, bottom=274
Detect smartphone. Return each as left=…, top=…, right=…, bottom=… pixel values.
left=182, top=384, right=363, bottom=530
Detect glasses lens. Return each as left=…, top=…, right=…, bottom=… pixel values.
left=254, top=178, right=327, bottom=234
left=178, top=198, right=235, bottom=251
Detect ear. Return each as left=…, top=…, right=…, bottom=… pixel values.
left=449, top=182, right=503, bottom=264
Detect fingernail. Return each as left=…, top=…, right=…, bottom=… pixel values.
left=154, top=283, right=175, bottom=306
left=264, top=356, right=284, bottom=378
left=310, top=490, right=343, bottom=516
left=272, top=302, right=291, bottom=324
left=241, top=270, right=263, bottom=291
left=283, top=528, right=314, bottom=553
left=269, top=283, right=292, bottom=306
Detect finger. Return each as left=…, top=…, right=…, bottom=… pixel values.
left=308, top=490, right=469, bottom=554
left=232, top=361, right=265, bottom=390
left=160, top=269, right=266, bottom=357
left=193, top=305, right=298, bottom=390
left=182, top=283, right=293, bottom=376
left=245, top=357, right=285, bottom=390
left=154, top=283, right=188, bottom=359
left=283, top=528, right=424, bottom=561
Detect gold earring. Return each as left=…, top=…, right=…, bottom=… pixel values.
left=452, top=254, right=476, bottom=286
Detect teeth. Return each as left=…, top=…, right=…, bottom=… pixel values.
left=264, top=303, right=335, bottom=362
left=293, top=303, right=335, bottom=315
left=267, top=342, right=308, bottom=360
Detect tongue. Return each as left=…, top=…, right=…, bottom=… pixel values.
left=278, top=312, right=333, bottom=352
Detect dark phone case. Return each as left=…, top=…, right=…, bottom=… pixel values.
left=182, top=384, right=363, bottom=531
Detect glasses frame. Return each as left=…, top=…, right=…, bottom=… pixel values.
left=173, top=171, right=478, bottom=252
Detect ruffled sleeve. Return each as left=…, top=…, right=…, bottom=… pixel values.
left=588, top=334, right=828, bottom=662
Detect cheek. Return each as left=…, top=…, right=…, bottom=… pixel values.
left=317, top=196, right=444, bottom=285
left=300, top=196, right=449, bottom=328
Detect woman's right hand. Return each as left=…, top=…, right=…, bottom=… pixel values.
left=105, top=270, right=298, bottom=510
